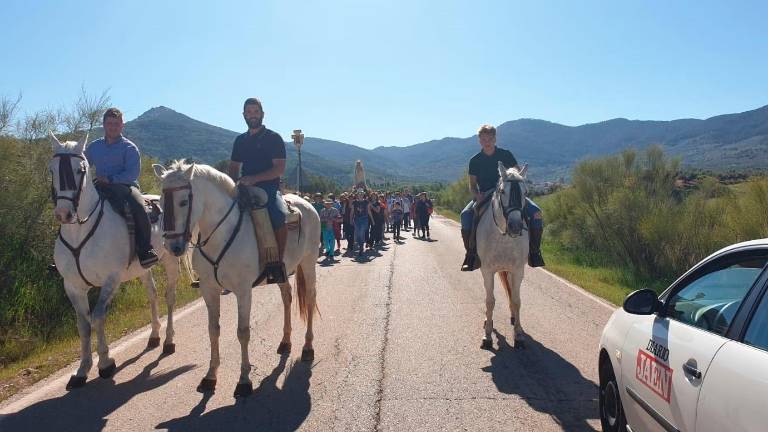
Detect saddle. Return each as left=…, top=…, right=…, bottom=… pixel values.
left=99, top=190, right=163, bottom=265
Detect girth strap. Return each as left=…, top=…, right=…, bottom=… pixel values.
left=57, top=199, right=106, bottom=288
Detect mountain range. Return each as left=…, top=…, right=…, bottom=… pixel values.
left=119, top=105, right=768, bottom=185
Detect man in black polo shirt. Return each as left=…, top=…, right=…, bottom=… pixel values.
left=228, top=97, right=289, bottom=282
left=459, top=124, right=545, bottom=271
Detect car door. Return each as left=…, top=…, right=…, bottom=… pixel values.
left=696, top=276, right=768, bottom=432
left=620, top=249, right=768, bottom=432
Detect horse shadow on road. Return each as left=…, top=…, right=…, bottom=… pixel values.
left=482, top=331, right=599, bottom=431
left=0, top=348, right=195, bottom=432
left=157, top=354, right=312, bottom=432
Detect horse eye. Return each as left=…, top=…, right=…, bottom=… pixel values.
left=179, top=200, right=188, bottom=207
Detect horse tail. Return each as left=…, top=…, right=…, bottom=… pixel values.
left=295, top=264, right=309, bottom=322
left=498, top=271, right=512, bottom=304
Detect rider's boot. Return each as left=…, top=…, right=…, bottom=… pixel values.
left=528, top=224, right=546, bottom=267
left=268, top=225, right=288, bottom=284
left=460, top=230, right=480, bottom=271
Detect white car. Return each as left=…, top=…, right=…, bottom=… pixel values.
left=598, top=239, right=768, bottom=432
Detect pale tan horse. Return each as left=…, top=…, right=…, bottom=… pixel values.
left=49, top=133, right=180, bottom=390
left=155, top=161, right=320, bottom=397
left=477, top=162, right=530, bottom=349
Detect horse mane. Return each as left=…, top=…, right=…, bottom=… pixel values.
left=166, top=160, right=237, bottom=197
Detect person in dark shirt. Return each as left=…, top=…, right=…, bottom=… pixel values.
left=228, top=98, right=289, bottom=282
left=460, top=124, right=545, bottom=271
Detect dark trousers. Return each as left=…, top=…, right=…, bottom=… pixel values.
left=99, top=183, right=153, bottom=252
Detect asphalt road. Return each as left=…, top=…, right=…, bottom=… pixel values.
left=0, top=214, right=615, bottom=432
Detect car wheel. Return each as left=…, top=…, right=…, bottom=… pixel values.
left=599, top=356, right=627, bottom=432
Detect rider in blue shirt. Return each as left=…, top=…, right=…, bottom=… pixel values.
left=85, top=107, right=158, bottom=268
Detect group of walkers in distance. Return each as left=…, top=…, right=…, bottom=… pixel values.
left=309, top=188, right=434, bottom=259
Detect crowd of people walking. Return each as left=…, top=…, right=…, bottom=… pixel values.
left=307, top=188, right=434, bottom=259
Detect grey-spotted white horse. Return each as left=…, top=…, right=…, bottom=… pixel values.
left=155, top=161, right=320, bottom=397
left=49, top=132, right=180, bottom=390
left=477, top=162, right=530, bottom=349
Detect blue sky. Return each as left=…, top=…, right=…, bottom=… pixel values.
left=2, top=0, right=766, bottom=148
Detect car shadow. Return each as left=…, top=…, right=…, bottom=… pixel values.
left=156, top=354, right=312, bottom=432
left=481, top=331, right=599, bottom=431
left=0, top=349, right=195, bottom=432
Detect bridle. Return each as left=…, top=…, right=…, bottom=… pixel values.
left=50, top=153, right=100, bottom=224
left=162, top=180, right=243, bottom=287
left=492, top=173, right=527, bottom=237
left=162, top=184, right=194, bottom=242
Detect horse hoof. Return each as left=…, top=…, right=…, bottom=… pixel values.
left=197, top=377, right=216, bottom=393
left=66, top=375, right=87, bottom=390
left=98, top=361, right=116, bottom=379
left=233, top=382, right=253, bottom=398
left=277, top=342, right=291, bottom=355
left=480, top=339, right=493, bottom=350
left=147, top=336, right=161, bottom=349
left=301, top=348, right=315, bottom=362
left=162, top=343, right=176, bottom=355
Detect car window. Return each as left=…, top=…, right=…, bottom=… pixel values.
left=744, top=291, right=768, bottom=351
left=666, top=254, right=767, bottom=336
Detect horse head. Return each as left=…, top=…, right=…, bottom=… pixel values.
left=49, top=131, right=90, bottom=224
left=155, top=162, right=198, bottom=257
left=495, top=161, right=528, bottom=236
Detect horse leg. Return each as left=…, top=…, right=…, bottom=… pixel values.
left=139, top=271, right=161, bottom=350
left=480, top=269, right=495, bottom=350
left=234, top=288, right=253, bottom=397
left=277, top=281, right=292, bottom=354
left=197, top=284, right=220, bottom=393
left=161, top=254, right=179, bottom=354
left=63, top=283, right=92, bottom=389
left=92, top=277, right=120, bottom=378
left=299, top=258, right=317, bottom=362
left=505, top=270, right=526, bottom=348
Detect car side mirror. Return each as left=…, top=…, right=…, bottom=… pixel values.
left=623, top=289, right=662, bottom=315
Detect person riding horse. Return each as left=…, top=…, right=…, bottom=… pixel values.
left=87, top=107, right=158, bottom=268
left=460, top=124, right=545, bottom=271
left=228, top=97, right=289, bottom=283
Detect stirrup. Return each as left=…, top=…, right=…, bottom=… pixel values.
left=265, top=262, right=288, bottom=284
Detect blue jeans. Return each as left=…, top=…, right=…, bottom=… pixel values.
left=460, top=196, right=542, bottom=231
left=354, top=216, right=368, bottom=252
left=322, top=228, right=335, bottom=255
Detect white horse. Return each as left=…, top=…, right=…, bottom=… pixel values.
left=49, top=132, right=180, bottom=390
left=155, top=161, right=320, bottom=397
left=477, top=162, right=530, bottom=349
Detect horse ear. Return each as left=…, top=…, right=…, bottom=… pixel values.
left=153, top=164, right=167, bottom=178
left=497, top=161, right=507, bottom=178
left=519, top=163, right=529, bottom=177
left=74, top=132, right=88, bottom=154
left=183, top=163, right=195, bottom=181
left=49, top=131, right=62, bottom=151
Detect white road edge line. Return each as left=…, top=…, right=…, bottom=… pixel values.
left=0, top=297, right=206, bottom=414
left=436, top=212, right=617, bottom=312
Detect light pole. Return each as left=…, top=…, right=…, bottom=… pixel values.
left=291, top=129, right=304, bottom=194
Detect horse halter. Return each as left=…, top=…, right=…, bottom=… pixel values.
left=51, top=153, right=90, bottom=222
left=162, top=184, right=194, bottom=242
left=493, top=174, right=527, bottom=236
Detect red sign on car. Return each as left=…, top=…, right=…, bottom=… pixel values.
left=636, top=350, right=673, bottom=403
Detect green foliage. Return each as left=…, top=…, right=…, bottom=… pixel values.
left=542, top=146, right=768, bottom=285
left=435, top=173, right=472, bottom=214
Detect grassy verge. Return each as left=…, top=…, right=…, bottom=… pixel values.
left=0, top=267, right=199, bottom=402
left=435, top=206, right=667, bottom=307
